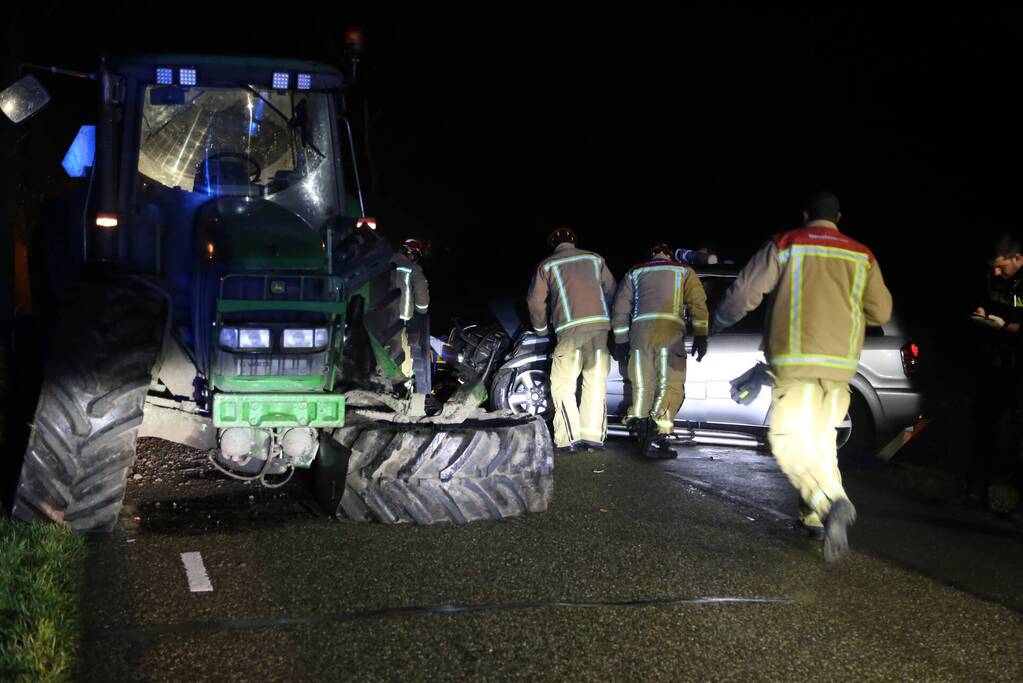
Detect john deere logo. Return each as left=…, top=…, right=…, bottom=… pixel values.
left=270, top=281, right=286, bottom=295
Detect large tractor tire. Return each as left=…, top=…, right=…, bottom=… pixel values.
left=328, top=415, right=554, bottom=524
left=12, top=279, right=164, bottom=531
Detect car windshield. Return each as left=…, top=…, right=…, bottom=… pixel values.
left=135, top=85, right=340, bottom=228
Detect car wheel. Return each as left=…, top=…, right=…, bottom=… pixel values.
left=836, top=391, right=874, bottom=454
left=490, top=366, right=553, bottom=420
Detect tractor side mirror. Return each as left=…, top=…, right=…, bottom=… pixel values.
left=0, top=75, right=51, bottom=123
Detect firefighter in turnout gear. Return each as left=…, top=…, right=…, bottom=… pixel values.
left=711, top=191, right=892, bottom=562
left=391, top=238, right=430, bottom=380
left=527, top=227, right=617, bottom=451
left=612, top=244, right=709, bottom=457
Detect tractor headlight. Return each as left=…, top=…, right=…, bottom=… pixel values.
left=218, top=327, right=239, bottom=349
left=219, top=327, right=271, bottom=350
left=239, top=329, right=271, bottom=349
left=282, top=328, right=328, bottom=349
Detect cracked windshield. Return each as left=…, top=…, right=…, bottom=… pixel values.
left=136, top=86, right=339, bottom=226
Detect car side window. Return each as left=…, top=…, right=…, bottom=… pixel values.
left=684, top=275, right=765, bottom=334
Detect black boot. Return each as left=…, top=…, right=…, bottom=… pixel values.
left=823, top=499, right=857, bottom=563
left=646, top=435, right=677, bottom=459
left=635, top=417, right=655, bottom=457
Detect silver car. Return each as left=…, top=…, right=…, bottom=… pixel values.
left=488, top=265, right=923, bottom=451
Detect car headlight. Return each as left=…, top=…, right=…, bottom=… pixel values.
left=282, top=327, right=328, bottom=349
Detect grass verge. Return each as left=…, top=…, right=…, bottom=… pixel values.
left=0, top=517, right=86, bottom=682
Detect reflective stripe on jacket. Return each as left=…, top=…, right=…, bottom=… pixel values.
left=714, top=221, right=893, bottom=381
left=391, top=253, right=429, bottom=321
left=527, top=243, right=616, bottom=336
left=610, top=260, right=709, bottom=343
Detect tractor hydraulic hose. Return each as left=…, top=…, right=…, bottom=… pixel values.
left=207, top=449, right=272, bottom=483
left=206, top=448, right=295, bottom=489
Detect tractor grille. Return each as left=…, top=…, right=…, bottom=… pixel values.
left=216, top=350, right=327, bottom=377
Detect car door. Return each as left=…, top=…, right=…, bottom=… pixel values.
left=682, top=273, right=771, bottom=428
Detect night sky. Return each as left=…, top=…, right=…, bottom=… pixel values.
left=5, top=4, right=1022, bottom=383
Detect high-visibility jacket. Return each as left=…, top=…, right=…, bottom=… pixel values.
left=985, top=272, right=1023, bottom=323
left=611, top=259, right=709, bottom=344
left=714, top=220, right=892, bottom=381
left=527, top=243, right=616, bottom=337
left=391, top=253, right=429, bottom=321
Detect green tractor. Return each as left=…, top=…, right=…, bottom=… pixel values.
left=1, top=50, right=553, bottom=531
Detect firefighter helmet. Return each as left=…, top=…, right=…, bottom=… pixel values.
left=547, top=226, right=577, bottom=248
left=401, top=238, right=424, bottom=263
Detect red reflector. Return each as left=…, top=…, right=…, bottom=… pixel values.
left=900, top=342, right=919, bottom=376
left=96, top=213, right=118, bottom=228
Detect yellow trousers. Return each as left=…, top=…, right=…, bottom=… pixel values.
left=550, top=329, right=610, bottom=447
left=768, top=378, right=851, bottom=518
left=628, top=346, right=686, bottom=434
left=400, top=327, right=413, bottom=378
left=628, top=325, right=687, bottom=435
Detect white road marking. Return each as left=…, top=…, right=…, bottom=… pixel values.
left=181, top=552, right=213, bottom=593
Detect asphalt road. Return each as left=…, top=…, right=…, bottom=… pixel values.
left=78, top=437, right=1023, bottom=682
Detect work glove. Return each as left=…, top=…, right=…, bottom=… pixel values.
left=729, top=362, right=772, bottom=405
left=613, top=342, right=629, bottom=364
left=690, top=335, right=708, bottom=362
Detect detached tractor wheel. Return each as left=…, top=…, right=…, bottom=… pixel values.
left=12, top=279, right=164, bottom=531
left=327, top=415, right=554, bottom=524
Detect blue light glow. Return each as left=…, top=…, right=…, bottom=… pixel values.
left=179, top=68, right=197, bottom=86
left=297, top=73, right=311, bottom=90
left=156, top=67, right=173, bottom=85
left=250, top=98, right=266, bottom=134
left=272, top=72, right=289, bottom=89
left=61, top=125, right=96, bottom=178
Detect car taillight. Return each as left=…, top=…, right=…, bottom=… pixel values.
left=901, top=342, right=919, bottom=376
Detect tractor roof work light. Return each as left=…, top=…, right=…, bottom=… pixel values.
left=297, top=73, right=312, bottom=90
left=95, top=213, right=119, bottom=228
left=272, top=72, right=289, bottom=90
left=178, top=68, right=197, bottom=86
left=155, top=67, right=174, bottom=85
left=345, top=27, right=365, bottom=60
left=357, top=217, right=377, bottom=231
